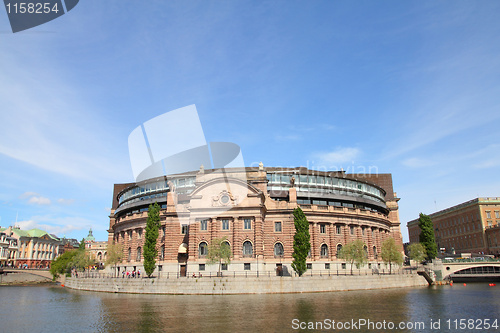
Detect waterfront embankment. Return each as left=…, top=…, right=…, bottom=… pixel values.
left=64, top=273, right=427, bottom=294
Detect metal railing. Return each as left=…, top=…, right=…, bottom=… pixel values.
left=72, top=267, right=415, bottom=279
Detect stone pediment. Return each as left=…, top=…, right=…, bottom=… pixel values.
left=188, top=175, right=261, bottom=212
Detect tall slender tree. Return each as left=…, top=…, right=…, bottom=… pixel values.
left=291, top=207, right=311, bottom=276
left=143, top=202, right=161, bottom=277
left=418, top=213, right=438, bottom=260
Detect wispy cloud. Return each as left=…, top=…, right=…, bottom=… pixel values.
left=19, top=192, right=51, bottom=205
left=0, top=44, right=131, bottom=187
left=28, top=196, right=51, bottom=205
left=57, top=198, right=75, bottom=205
left=312, top=147, right=360, bottom=166
left=15, top=215, right=96, bottom=237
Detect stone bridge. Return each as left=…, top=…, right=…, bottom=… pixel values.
left=439, top=261, right=500, bottom=280
left=1, top=268, right=61, bottom=282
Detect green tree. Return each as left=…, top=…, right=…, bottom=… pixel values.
left=50, top=250, right=78, bottom=280
left=381, top=238, right=403, bottom=274
left=105, top=242, right=123, bottom=277
left=408, top=243, right=426, bottom=267
left=207, top=237, right=232, bottom=276
left=79, top=238, right=86, bottom=250
left=71, top=249, right=95, bottom=271
left=291, top=207, right=311, bottom=276
left=338, top=240, right=368, bottom=275
left=418, top=213, right=438, bottom=260
left=143, top=202, right=161, bottom=277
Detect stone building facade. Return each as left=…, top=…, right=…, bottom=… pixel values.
left=407, top=197, right=500, bottom=255
left=0, top=226, right=61, bottom=268
left=108, top=166, right=403, bottom=276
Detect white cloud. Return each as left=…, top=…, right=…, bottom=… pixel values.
left=19, top=192, right=52, bottom=205
left=312, top=147, right=360, bottom=167
left=19, top=192, right=39, bottom=199
left=57, top=198, right=75, bottom=205
left=28, top=196, right=51, bottom=205
left=15, top=215, right=95, bottom=237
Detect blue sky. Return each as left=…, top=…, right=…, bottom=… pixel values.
left=1, top=1, right=500, bottom=242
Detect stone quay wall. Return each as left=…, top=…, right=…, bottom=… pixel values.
left=64, top=273, right=428, bottom=294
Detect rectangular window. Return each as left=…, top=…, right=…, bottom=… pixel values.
left=221, top=263, right=228, bottom=270
left=320, top=224, right=326, bottom=234
left=181, top=225, right=189, bottom=234
left=222, top=219, right=229, bottom=230
left=306, top=263, right=312, bottom=270
left=199, top=264, right=205, bottom=271
left=341, top=263, right=346, bottom=269
left=496, top=211, right=500, bottom=219
left=362, top=227, right=366, bottom=236
left=162, top=225, right=166, bottom=236
left=350, top=226, right=355, bottom=235
left=200, top=219, right=208, bottom=231
left=486, top=211, right=491, bottom=219
left=325, top=263, right=330, bottom=270
left=244, top=263, right=251, bottom=271
left=336, top=225, right=341, bottom=234
left=275, top=222, right=282, bottom=232
left=244, top=218, right=252, bottom=230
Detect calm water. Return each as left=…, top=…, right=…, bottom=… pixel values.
left=1, top=283, right=500, bottom=332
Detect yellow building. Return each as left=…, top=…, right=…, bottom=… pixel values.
left=0, top=226, right=61, bottom=268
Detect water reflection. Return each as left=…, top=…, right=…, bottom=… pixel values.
left=1, top=284, right=500, bottom=332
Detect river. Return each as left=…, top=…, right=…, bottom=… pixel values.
left=1, top=283, right=499, bottom=332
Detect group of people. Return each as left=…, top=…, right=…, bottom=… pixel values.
left=122, top=269, right=141, bottom=278
left=192, top=272, right=202, bottom=278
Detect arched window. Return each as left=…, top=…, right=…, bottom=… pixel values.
left=274, top=243, right=284, bottom=257
left=321, top=244, right=329, bottom=258
left=336, top=244, right=342, bottom=257
left=128, top=247, right=131, bottom=262
left=242, top=241, right=253, bottom=256
left=97, top=252, right=102, bottom=261
left=373, top=246, right=377, bottom=259
left=222, top=241, right=231, bottom=253
left=136, top=247, right=141, bottom=261
left=363, top=245, right=368, bottom=256
left=199, top=242, right=208, bottom=257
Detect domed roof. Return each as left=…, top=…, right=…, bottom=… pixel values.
left=84, top=228, right=95, bottom=242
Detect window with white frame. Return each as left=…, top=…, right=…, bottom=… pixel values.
left=200, top=219, right=208, bottom=231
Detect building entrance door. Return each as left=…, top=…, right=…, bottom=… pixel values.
left=276, top=264, right=283, bottom=276
left=180, top=264, right=187, bottom=277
